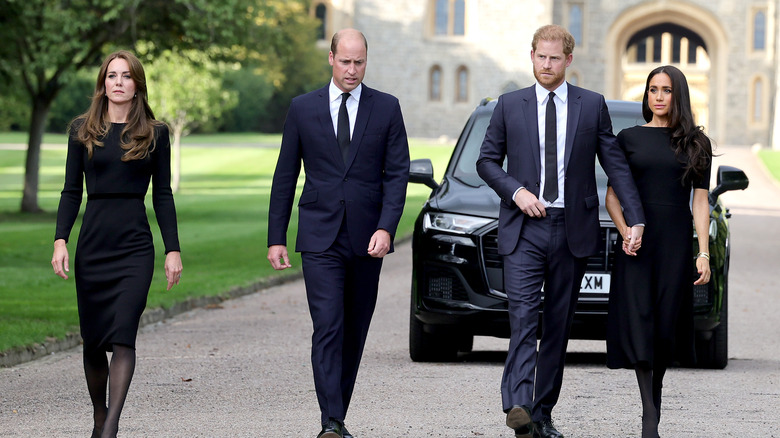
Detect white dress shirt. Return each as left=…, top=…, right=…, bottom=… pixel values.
left=329, top=80, right=361, bottom=140
left=535, top=81, right=567, bottom=208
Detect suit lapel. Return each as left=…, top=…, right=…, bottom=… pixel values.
left=316, top=86, right=346, bottom=168
left=345, top=85, right=374, bottom=170
left=565, top=85, right=581, bottom=169
left=521, top=87, right=541, bottom=178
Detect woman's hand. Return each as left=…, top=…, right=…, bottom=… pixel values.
left=621, top=226, right=642, bottom=256
left=694, top=254, right=711, bottom=285
left=164, top=251, right=183, bottom=290
left=52, top=239, right=70, bottom=279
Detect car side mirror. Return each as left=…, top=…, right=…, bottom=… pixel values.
left=409, top=158, right=439, bottom=189
left=709, top=165, right=749, bottom=204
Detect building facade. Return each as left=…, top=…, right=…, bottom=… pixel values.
left=312, top=0, right=779, bottom=148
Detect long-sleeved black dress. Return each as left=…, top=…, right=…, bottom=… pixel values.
left=606, top=126, right=710, bottom=369
left=55, top=122, right=180, bottom=352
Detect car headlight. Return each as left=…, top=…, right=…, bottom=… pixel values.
left=423, top=212, right=494, bottom=234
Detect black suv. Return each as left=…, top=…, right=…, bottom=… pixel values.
left=408, top=98, right=749, bottom=369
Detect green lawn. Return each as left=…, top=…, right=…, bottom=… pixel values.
left=0, top=134, right=454, bottom=353
left=758, top=149, right=780, bottom=182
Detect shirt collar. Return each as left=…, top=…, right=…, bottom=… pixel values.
left=329, top=79, right=362, bottom=103
left=535, top=81, right=568, bottom=104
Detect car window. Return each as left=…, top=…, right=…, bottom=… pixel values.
left=610, top=110, right=644, bottom=135
left=452, top=112, right=493, bottom=186
left=452, top=103, right=644, bottom=186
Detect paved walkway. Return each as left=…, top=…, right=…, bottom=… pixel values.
left=0, top=145, right=778, bottom=437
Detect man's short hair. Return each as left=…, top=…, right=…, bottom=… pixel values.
left=532, top=25, right=575, bottom=56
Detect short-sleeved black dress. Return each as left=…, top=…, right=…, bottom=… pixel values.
left=606, top=126, right=710, bottom=369
left=55, top=122, right=179, bottom=352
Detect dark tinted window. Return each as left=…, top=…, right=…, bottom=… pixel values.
left=451, top=102, right=644, bottom=186
left=452, top=111, right=492, bottom=186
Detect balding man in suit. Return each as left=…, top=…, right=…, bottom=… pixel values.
left=267, top=28, right=409, bottom=438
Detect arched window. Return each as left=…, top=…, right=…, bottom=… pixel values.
left=433, top=0, right=466, bottom=36
left=430, top=66, right=442, bottom=101
left=625, top=24, right=706, bottom=65
left=753, top=10, right=766, bottom=51
left=453, top=0, right=465, bottom=36
left=456, top=66, right=468, bottom=102
left=569, top=4, right=583, bottom=45
left=315, top=3, right=327, bottom=41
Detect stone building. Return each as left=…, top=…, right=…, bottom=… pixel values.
left=312, top=0, right=778, bottom=148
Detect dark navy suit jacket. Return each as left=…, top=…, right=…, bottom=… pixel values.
left=268, top=84, right=409, bottom=255
left=476, top=84, right=645, bottom=258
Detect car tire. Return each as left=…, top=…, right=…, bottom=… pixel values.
left=696, top=267, right=729, bottom=369
left=409, top=303, right=458, bottom=362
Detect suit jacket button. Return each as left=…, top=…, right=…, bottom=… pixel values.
left=340, top=200, right=345, bottom=205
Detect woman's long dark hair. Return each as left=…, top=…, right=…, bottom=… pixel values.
left=641, top=65, right=712, bottom=184
left=72, top=50, right=162, bottom=161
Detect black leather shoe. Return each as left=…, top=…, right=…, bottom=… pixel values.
left=342, top=425, right=353, bottom=438
left=506, top=405, right=537, bottom=438
left=536, top=418, right=564, bottom=438
left=317, top=418, right=344, bottom=438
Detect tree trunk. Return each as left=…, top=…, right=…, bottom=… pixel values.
left=171, top=125, right=183, bottom=193
left=20, top=97, right=52, bottom=213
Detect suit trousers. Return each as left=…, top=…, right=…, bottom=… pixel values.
left=301, top=219, right=383, bottom=425
left=500, top=208, right=587, bottom=421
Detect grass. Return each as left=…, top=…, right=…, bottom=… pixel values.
left=758, top=148, right=780, bottom=182
left=0, top=133, right=454, bottom=353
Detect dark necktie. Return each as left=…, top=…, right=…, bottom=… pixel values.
left=338, top=92, right=351, bottom=163
left=543, top=91, right=558, bottom=203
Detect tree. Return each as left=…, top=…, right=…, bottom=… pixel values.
left=144, top=47, right=238, bottom=192
left=0, top=0, right=257, bottom=212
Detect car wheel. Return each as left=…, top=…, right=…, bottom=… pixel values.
left=409, top=303, right=458, bottom=362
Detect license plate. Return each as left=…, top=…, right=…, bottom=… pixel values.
left=580, top=273, right=610, bottom=293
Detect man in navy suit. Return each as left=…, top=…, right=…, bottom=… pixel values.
left=477, top=25, right=645, bottom=438
left=267, top=28, right=409, bottom=438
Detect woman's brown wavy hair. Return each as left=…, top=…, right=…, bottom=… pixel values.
left=72, top=50, right=162, bottom=161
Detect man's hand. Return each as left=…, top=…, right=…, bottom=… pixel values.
left=514, top=189, right=547, bottom=218
left=367, top=229, right=392, bottom=258
left=268, top=244, right=292, bottom=270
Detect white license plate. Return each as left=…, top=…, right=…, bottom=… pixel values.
left=580, top=273, right=610, bottom=293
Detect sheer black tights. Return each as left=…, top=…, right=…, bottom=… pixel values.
left=83, top=345, right=136, bottom=438
left=635, top=364, right=666, bottom=438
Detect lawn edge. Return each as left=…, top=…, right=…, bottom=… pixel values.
left=0, top=269, right=303, bottom=368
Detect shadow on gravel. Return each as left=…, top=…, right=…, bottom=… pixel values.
left=447, top=350, right=608, bottom=366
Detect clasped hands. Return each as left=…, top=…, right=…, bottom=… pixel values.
left=514, top=189, right=644, bottom=255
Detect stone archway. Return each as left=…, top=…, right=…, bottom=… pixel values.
left=605, top=2, right=728, bottom=140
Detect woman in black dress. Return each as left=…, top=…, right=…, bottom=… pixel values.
left=51, top=50, right=182, bottom=438
left=605, top=65, right=712, bottom=438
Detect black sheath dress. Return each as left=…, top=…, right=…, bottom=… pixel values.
left=55, top=122, right=179, bottom=352
left=606, top=126, right=710, bottom=369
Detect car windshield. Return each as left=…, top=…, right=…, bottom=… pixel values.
left=451, top=104, right=644, bottom=186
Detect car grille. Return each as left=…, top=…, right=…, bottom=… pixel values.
left=422, top=265, right=469, bottom=301
left=692, top=266, right=715, bottom=308
left=480, top=225, right=618, bottom=293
